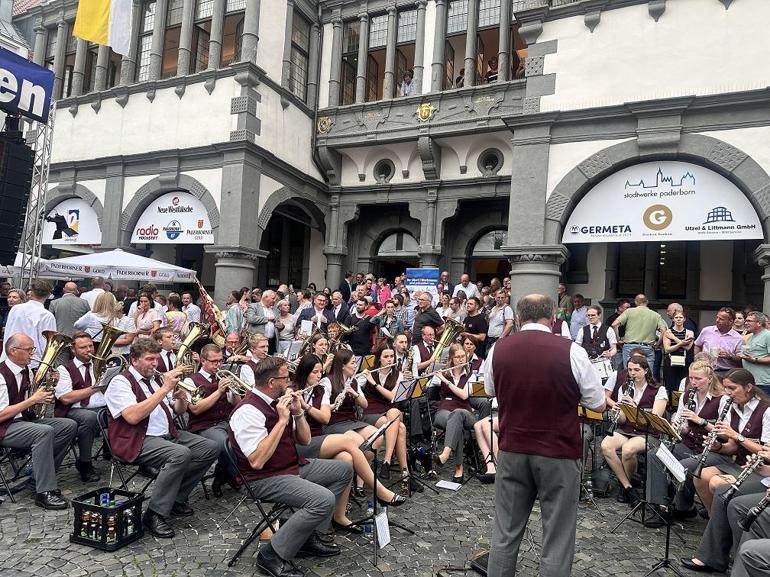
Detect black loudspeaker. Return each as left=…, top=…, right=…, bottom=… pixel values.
left=0, top=131, right=34, bottom=266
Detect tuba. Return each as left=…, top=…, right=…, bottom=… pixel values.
left=428, top=317, right=465, bottom=364
left=297, top=326, right=321, bottom=359
left=30, top=331, right=72, bottom=419
left=176, top=322, right=208, bottom=372
left=91, top=322, right=128, bottom=386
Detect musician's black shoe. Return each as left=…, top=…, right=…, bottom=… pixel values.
left=410, top=477, right=424, bottom=493
left=296, top=533, right=341, bottom=558
left=353, top=486, right=365, bottom=499
left=34, top=491, right=68, bottom=510
left=478, top=472, right=496, bottom=484
left=212, top=476, right=224, bottom=498
left=143, top=510, right=175, bottom=538
left=378, top=463, right=391, bottom=480
left=256, top=548, right=304, bottom=577
left=642, top=507, right=666, bottom=529
left=378, top=493, right=407, bottom=507
left=170, top=501, right=194, bottom=517
left=671, top=507, right=697, bottom=521
left=76, top=461, right=101, bottom=483
left=680, top=558, right=717, bottom=573
left=616, top=486, right=632, bottom=503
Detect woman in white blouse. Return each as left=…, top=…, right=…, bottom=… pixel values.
left=435, top=293, right=452, bottom=319
left=133, top=292, right=161, bottom=338
left=74, top=292, right=119, bottom=343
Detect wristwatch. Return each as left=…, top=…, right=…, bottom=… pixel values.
left=737, top=434, right=746, bottom=444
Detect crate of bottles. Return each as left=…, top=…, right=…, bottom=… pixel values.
left=70, top=487, right=144, bottom=551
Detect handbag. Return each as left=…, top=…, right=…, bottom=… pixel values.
left=670, top=354, right=686, bottom=367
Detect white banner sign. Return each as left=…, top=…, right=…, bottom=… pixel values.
left=43, top=198, right=102, bottom=245
left=131, top=191, right=215, bottom=244
left=562, top=161, right=763, bottom=243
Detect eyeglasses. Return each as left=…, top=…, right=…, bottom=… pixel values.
left=13, top=346, right=36, bottom=353
left=271, top=375, right=290, bottom=382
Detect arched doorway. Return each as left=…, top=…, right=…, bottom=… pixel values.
left=373, top=230, right=419, bottom=280
left=470, top=229, right=510, bottom=285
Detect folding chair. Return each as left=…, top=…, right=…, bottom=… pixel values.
left=0, top=447, right=17, bottom=503
left=96, top=408, right=156, bottom=494
left=223, top=440, right=290, bottom=568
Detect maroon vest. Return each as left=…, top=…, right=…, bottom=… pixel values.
left=611, top=376, right=661, bottom=437
left=327, top=379, right=362, bottom=426
left=682, top=395, right=722, bottom=451
left=0, top=362, right=29, bottom=439
left=439, top=372, right=472, bottom=412
left=416, top=342, right=433, bottom=375
left=228, top=391, right=306, bottom=481
left=551, top=318, right=564, bottom=336
left=108, top=370, right=178, bottom=463
left=157, top=350, right=175, bottom=373
left=187, top=372, right=234, bottom=433
left=303, top=385, right=325, bottom=437
left=491, top=330, right=582, bottom=459
left=363, top=372, right=394, bottom=416
left=580, top=324, right=611, bottom=358
left=54, top=361, right=92, bottom=418
left=730, top=399, right=770, bottom=465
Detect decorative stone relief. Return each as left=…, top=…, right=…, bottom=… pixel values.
left=115, top=90, right=129, bottom=108
left=417, top=135, right=441, bottom=180
left=231, top=96, right=257, bottom=115
left=146, top=88, right=156, bottom=102
left=578, top=151, right=612, bottom=179
left=523, top=97, right=540, bottom=115
left=229, top=129, right=256, bottom=143
left=584, top=10, right=601, bottom=33
left=752, top=183, right=770, bottom=220
left=68, top=104, right=78, bottom=117
left=648, top=0, right=666, bottom=21
left=525, top=56, right=544, bottom=77
left=174, top=84, right=186, bottom=99
left=546, top=192, right=570, bottom=221
left=204, top=78, right=216, bottom=94
left=90, top=98, right=101, bottom=113
left=708, top=141, right=747, bottom=172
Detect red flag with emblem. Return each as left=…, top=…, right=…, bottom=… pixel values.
left=196, top=281, right=227, bottom=342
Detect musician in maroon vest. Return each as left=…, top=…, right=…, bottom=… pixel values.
left=484, top=295, right=605, bottom=577
left=53, top=332, right=104, bottom=482
left=154, top=328, right=178, bottom=373
left=187, top=344, right=240, bottom=497
left=463, top=335, right=492, bottom=419
left=239, top=334, right=270, bottom=387
left=412, top=325, right=436, bottom=375
left=104, top=339, right=218, bottom=538
left=229, top=356, right=353, bottom=577
left=600, top=353, right=668, bottom=506
left=0, top=333, right=76, bottom=510
left=692, top=368, right=770, bottom=512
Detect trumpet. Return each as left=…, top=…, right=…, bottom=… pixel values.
left=214, top=369, right=252, bottom=397
left=722, top=454, right=766, bottom=503
left=152, top=367, right=203, bottom=404
left=608, top=375, right=635, bottom=435
left=738, top=489, right=770, bottom=531
left=692, top=397, right=733, bottom=478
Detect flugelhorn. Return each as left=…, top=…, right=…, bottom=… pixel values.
left=30, top=331, right=72, bottom=419
left=214, top=369, right=251, bottom=397
left=153, top=367, right=203, bottom=404
left=692, top=397, right=734, bottom=478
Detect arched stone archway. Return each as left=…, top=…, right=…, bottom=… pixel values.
left=351, top=207, right=421, bottom=273
left=256, top=187, right=327, bottom=250
left=444, top=201, right=508, bottom=280
left=45, top=184, right=105, bottom=230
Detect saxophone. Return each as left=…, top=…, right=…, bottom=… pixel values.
left=692, top=397, right=733, bottom=478
left=608, top=374, right=634, bottom=435
left=403, top=346, right=415, bottom=378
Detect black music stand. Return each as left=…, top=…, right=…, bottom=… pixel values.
left=349, top=415, right=414, bottom=566
left=578, top=406, right=604, bottom=516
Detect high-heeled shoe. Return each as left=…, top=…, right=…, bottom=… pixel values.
left=377, top=494, right=407, bottom=507
left=332, top=519, right=364, bottom=534
left=353, top=486, right=365, bottom=498
left=432, top=453, right=445, bottom=470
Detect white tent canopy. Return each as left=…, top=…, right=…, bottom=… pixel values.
left=37, top=249, right=198, bottom=283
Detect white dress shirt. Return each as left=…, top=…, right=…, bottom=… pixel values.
left=603, top=373, right=669, bottom=403
left=240, top=359, right=261, bottom=386
left=303, top=378, right=332, bottom=406
left=73, top=312, right=113, bottom=340
left=183, top=303, right=202, bottom=323
left=452, top=282, right=480, bottom=300
left=574, top=322, right=618, bottom=348
left=230, top=387, right=280, bottom=457
left=484, top=322, right=605, bottom=410
left=55, top=357, right=106, bottom=408
left=729, top=397, right=770, bottom=443
left=0, top=300, right=57, bottom=367
left=105, top=367, right=174, bottom=436
left=160, top=349, right=177, bottom=371
left=0, top=359, right=30, bottom=417
left=80, top=288, right=105, bottom=309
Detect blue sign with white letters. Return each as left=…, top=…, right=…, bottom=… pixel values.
left=0, top=47, right=54, bottom=123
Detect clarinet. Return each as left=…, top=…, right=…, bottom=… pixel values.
left=738, top=490, right=770, bottom=532
left=692, top=397, right=733, bottom=478
left=608, top=374, right=634, bottom=435
left=672, top=388, right=697, bottom=433
left=722, top=454, right=765, bottom=503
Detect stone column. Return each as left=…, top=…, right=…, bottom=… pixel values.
left=306, top=21, right=321, bottom=105
left=206, top=0, right=225, bottom=71
left=463, top=0, right=479, bottom=86
left=413, top=0, right=427, bottom=94
left=178, top=0, right=196, bottom=74
left=498, top=0, right=512, bottom=82
left=382, top=6, right=397, bottom=98
left=149, top=0, right=169, bottom=80
left=754, top=245, right=770, bottom=314
left=103, top=163, right=125, bottom=249
left=121, top=0, right=143, bottom=85
left=281, top=0, right=295, bottom=90
left=430, top=0, right=447, bottom=92
left=210, top=251, right=263, bottom=305
left=327, top=12, right=343, bottom=106
left=32, top=21, right=47, bottom=66
left=240, top=0, right=261, bottom=64
left=71, top=39, right=88, bottom=96
left=506, top=246, right=569, bottom=308
left=94, top=45, right=111, bottom=91
left=354, top=11, right=369, bottom=103
left=52, top=19, right=68, bottom=99
left=324, top=250, right=345, bottom=291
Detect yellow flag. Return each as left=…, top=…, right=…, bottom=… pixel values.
left=73, top=0, right=133, bottom=56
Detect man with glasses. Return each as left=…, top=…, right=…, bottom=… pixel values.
left=0, top=333, right=76, bottom=509
left=412, top=292, right=444, bottom=340
left=575, top=305, right=617, bottom=361
left=738, top=311, right=770, bottom=395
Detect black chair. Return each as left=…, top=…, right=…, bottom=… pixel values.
left=0, top=447, right=17, bottom=503
left=96, top=408, right=156, bottom=494
left=223, top=440, right=290, bottom=568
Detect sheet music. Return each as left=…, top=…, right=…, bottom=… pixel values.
left=436, top=479, right=462, bottom=491
left=375, top=510, right=391, bottom=548
left=300, top=319, right=313, bottom=336
left=655, top=443, right=687, bottom=484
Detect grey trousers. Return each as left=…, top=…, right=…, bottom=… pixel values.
left=67, top=407, right=101, bottom=462
left=246, top=458, right=354, bottom=561
left=675, top=451, right=728, bottom=511
left=646, top=441, right=695, bottom=507
left=728, top=492, right=770, bottom=577
left=470, top=397, right=492, bottom=420
left=0, top=417, right=77, bottom=493
left=697, top=484, right=767, bottom=571
left=733, top=540, right=770, bottom=577
left=435, top=409, right=476, bottom=467
left=488, top=451, right=581, bottom=577
left=196, top=421, right=230, bottom=469
left=137, top=431, right=219, bottom=517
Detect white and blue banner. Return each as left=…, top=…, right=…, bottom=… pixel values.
left=0, top=47, right=54, bottom=124
left=405, top=267, right=440, bottom=303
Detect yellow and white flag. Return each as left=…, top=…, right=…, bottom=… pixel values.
left=73, top=0, right=133, bottom=56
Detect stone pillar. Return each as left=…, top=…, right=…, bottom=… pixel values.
left=210, top=251, right=263, bottom=305
left=71, top=38, right=88, bottom=96
left=306, top=21, right=321, bottom=105
left=94, top=45, right=111, bottom=91
left=754, top=245, right=770, bottom=314
left=240, top=0, right=261, bottom=64
left=430, top=0, right=447, bottom=92
left=121, top=0, right=143, bottom=85
left=328, top=11, right=343, bottom=106
left=463, top=0, right=479, bottom=86
left=32, top=21, right=47, bottom=66
left=52, top=19, right=68, bottom=99
left=413, top=0, right=427, bottom=94
left=149, top=0, right=169, bottom=80
left=103, top=163, right=125, bottom=249
left=498, top=0, right=512, bottom=82
left=506, top=245, right=569, bottom=309
left=354, top=11, right=369, bottom=103
left=205, top=0, right=225, bottom=71
left=281, top=0, right=295, bottom=90
left=382, top=6, right=397, bottom=98
left=178, top=0, right=196, bottom=74
left=325, top=250, right=345, bottom=291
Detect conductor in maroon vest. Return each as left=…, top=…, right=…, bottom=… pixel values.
left=229, top=356, right=353, bottom=577
left=187, top=344, right=240, bottom=497
left=104, top=339, right=218, bottom=538
left=53, top=332, right=104, bottom=482
left=484, top=295, right=605, bottom=577
left=0, top=333, right=76, bottom=510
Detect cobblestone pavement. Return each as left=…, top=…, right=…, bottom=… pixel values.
left=0, top=458, right=714, bottom=577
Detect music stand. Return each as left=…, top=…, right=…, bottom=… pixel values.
left=349, top=416, right=414, bottom=566
left=577, top=406, right=604, bottom=516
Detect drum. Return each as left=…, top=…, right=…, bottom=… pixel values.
left=590, top=358, right=613, bottom=380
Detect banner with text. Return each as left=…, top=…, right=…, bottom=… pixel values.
left=131, top=191, right=215, bottom=244
left=43, top=198, right=102, bottom=245
left=562, top=161, right=763, bottom=243
left=0, top=47, right=54, bottom=123
left=405, top=267, right=440, bottom=304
